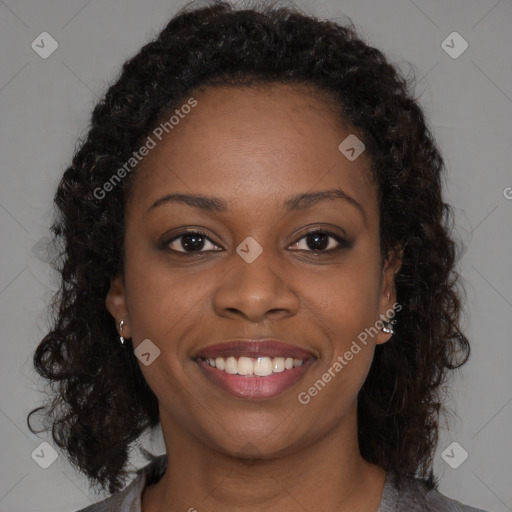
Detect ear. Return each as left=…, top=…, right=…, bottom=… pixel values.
left=105, top=274, right=131, bottom=339
left=375, top=246, right=403, bottom=345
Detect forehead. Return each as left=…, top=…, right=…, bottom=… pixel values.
left=128, top=83, right=377, bottom=218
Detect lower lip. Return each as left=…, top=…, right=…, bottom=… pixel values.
left=195, top=358, right=316, bottom=400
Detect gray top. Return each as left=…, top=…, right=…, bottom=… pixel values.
left=77, top=455, right=488, bottom=512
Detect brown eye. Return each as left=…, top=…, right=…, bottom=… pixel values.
left=166, top=231, right=222, bottom=253
left=289, top=229, right=351, bottom=253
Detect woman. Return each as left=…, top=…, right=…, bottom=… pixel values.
left=28, top=1, right=488, bottom=510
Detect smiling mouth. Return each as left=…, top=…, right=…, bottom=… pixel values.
left=192, top=339, right=317, bottom=399
left=198, top=355, right=305, bottom=376
left=194, top=355, right=316, bottom=400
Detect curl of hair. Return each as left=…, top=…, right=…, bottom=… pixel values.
left=28, top=0, right=469, bottom=493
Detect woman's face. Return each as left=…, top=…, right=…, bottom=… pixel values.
left=107, top=84, right=400, bottom=458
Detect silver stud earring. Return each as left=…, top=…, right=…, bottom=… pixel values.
left=119, top=319, right=125, bottom=346
left=382, top=319, right=397, bottom=334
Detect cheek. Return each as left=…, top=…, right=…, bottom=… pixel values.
left=122, top=252, right=209, bottom=421
left=295, top=258, right=382, bottom=417
left=307, top=249, right=383, bottom=343
left=295, top=244, right=382, bottom=404
left=122, top=236, right=213, bottom=344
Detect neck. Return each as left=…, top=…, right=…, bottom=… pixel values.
left=142, top=404, right=386, bottom=512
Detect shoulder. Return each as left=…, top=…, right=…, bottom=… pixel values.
left=380, top=472, right=489, bottom=512
left=74, top=475, right=144, bottom=512
left=75, top=454, right=167, bottom=512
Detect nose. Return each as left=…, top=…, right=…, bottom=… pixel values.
left=212, top=245, right=300, bottom=323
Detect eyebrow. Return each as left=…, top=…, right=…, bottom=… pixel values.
left=147, top=187, right=365, bottom=219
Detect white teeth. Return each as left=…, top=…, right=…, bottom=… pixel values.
left=202, top=356, right=305, bottom=376
left=237, top=356, right=254, bottom=375
left=225, top=356, right=238, bottom=374
left=273, top=357, right=285, bottom=373
left=254, top=357, right=273, bottom=376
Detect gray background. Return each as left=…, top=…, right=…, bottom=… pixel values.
left=0, top=0, right=511, bottom=510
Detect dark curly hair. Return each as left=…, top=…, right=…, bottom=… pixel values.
left=28, top=0, right=469, bottom=494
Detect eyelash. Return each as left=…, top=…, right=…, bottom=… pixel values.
left=162, top=228, right=352, bottom=256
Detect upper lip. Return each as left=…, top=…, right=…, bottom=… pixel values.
left=193, top=339, right=316, bottom=360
